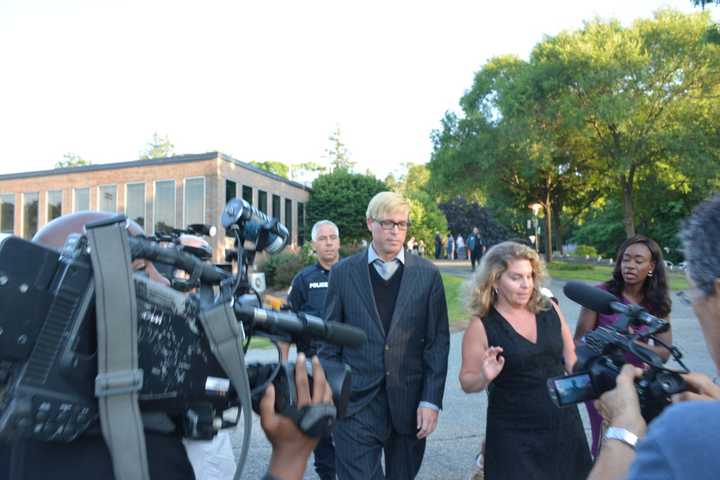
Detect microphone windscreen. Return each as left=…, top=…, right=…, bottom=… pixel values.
left=563, top=281, right=618, bottom=315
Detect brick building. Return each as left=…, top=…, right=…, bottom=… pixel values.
left=0, top=152, right=310, bottom=261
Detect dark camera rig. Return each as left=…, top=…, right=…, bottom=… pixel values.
left=547, top=281, right=689, bottom=422
left=0, top=198, right=366, bottom=480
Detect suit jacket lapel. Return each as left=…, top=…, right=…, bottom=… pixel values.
left=387, top=250, right=417, bottom=338
left=349, top=249, right=386, bottom=336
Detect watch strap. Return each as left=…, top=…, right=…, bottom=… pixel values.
left=605, top=426, right=639, bottom=449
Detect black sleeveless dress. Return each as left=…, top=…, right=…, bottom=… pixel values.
left=482, top=306, right=592, bottom=480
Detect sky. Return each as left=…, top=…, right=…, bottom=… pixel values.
left=0, top=0, right=717, bottom=180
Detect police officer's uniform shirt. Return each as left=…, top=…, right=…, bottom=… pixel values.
left=287, top=262, right=332, bottom=319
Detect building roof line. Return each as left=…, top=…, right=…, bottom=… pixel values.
left=0, top=152, right=311, bottom=192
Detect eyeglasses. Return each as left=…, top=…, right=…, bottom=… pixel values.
left=374, top=218, right=411, bottom=231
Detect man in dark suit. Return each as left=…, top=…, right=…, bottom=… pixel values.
left=320, top=191, right=450, bottom=480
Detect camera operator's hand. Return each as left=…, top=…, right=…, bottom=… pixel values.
left=673, top=372, right=720, bottom=403
left=260, top=353, right=333, bottom=480
left=588, top=365, right=648, bottom=480
left=595, top=364, right=647, bottom=436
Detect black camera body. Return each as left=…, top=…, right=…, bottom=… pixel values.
left=547, top=282, right=688, bottom=422
left=0, top=199, right=365, bottom=446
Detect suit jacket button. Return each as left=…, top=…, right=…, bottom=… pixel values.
left=385, top=345, right=390, bottom=351
left=386, top=371, right=390, bottom=376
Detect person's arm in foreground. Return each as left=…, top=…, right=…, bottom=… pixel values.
left=587, top=364, right=647, bottom=480
left=261, top=353, right=333, bottom=480
left=588, top=367, right=720, bottom=480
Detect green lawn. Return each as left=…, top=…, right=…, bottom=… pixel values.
left=441, top=272, right=467, bottom=327
left=546, top=261, right=689, bottom=291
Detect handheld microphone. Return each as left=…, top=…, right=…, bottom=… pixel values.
left=563, top=281, right=668, bottom=332
left=563, top=281, right=620, bottom=315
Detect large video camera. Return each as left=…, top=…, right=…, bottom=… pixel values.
left=546, top=281, right=688, bottom=422
left=0, top=198, right=365, bottom=476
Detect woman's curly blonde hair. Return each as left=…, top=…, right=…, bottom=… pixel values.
left=467, top=241, right=550, bottom=318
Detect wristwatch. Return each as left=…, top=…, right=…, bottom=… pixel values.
left=605, top=426, right=639, bottom=449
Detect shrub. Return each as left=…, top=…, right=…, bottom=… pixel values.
left=548, top=262, right=594, bottom=271
left=574, top=245, right=598, bottom=258
left=260, top=251, right=312, bottom=289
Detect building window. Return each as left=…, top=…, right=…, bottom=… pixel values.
left=272, top=194, right=281, bottom=220
left=98, top=185, right=117, bottom=213
left=47, top=190, right=63, bottom=221
left=0, top=193, right=14, bottom=234
left=297, top=202, right=305, bottom=246
left=242, top=186, right=252, bottom=205
left=226, top=180, right=236, bottom=205
left=23, top=192, right=39, bottom=239
left=184, top=177, right=205, bottom=227
left=154, top=180, right=176, bottom=234
left=284, top=198, right=293, bottom=242
left=74, top=187, right=89, bottom=212
left=126, top=183, right=146, bottom=230
left=258, top=190, right=267, bottom=214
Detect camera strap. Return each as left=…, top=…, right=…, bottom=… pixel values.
left=199, top=302, right=253, bottom=480
left=86, top=218, right=150, bottom=480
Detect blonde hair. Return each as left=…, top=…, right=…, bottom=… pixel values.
left=467, top=241, right=550, bottom=318
left=366, top=191, right=410, bottom=220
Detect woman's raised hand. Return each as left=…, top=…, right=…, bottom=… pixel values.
left=480, top=346, right=505, bottom=382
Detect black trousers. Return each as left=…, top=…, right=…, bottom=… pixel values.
left=334, top=390, right=426, bottom=480
left=313, top=432, right=337, bottom=480
left=470, top=250, right=482, bottom=271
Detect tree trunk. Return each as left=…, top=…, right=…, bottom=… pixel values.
left=621, top=171, right=636, bottom=238
left=553, top=201, right=563, bottom=255
left=543, top=193, right=553, bottom=264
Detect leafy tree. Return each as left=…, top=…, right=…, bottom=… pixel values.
left=390, top=164, right=447, bottom=247
left=438, top=197, right=512, bottom=247
left=139, top=132, right=174, bottom=160
left=532, top=10, right=720, bottom=236
left=693, top=0, right=720, bottom=8
left=325, top=126, right=355, bottom=172
left=250, top=160, right=289, bottom=178
left=55, top=152, right=90, bottom=168
left=306, top=170, right=386, bottom=244
left=430, top=9, right=720, bottom=263
left=290, top=161, right=327, bottom=184
left=430, top=55, right=602, bottom=261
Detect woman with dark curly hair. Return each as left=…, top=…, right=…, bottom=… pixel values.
left=573, top=235, right=672, bottom=458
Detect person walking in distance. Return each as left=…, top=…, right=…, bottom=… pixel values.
left=468, top=227, right=484, bottom=272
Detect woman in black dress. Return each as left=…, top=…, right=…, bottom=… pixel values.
left=460, top=241, right=591, bottom=479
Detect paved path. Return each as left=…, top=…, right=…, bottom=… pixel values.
left=231, top=260, right=715, bottom=479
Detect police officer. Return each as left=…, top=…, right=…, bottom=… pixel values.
left=287, top=219, right=341, bottom=480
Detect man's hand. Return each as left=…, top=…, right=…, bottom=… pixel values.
left=587, top=365, right=647, bottom=480
left=260, top=353, right=334, bottom=480
left=673, top=372, right=720, bottom=402
left=595, top=364, right=647, bottom=436
left=416, top=407, right=439, bottom=439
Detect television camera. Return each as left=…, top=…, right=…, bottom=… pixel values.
left=547, top=281, right=688, bottom=422
left=0, top=198, right=365, bottom=479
